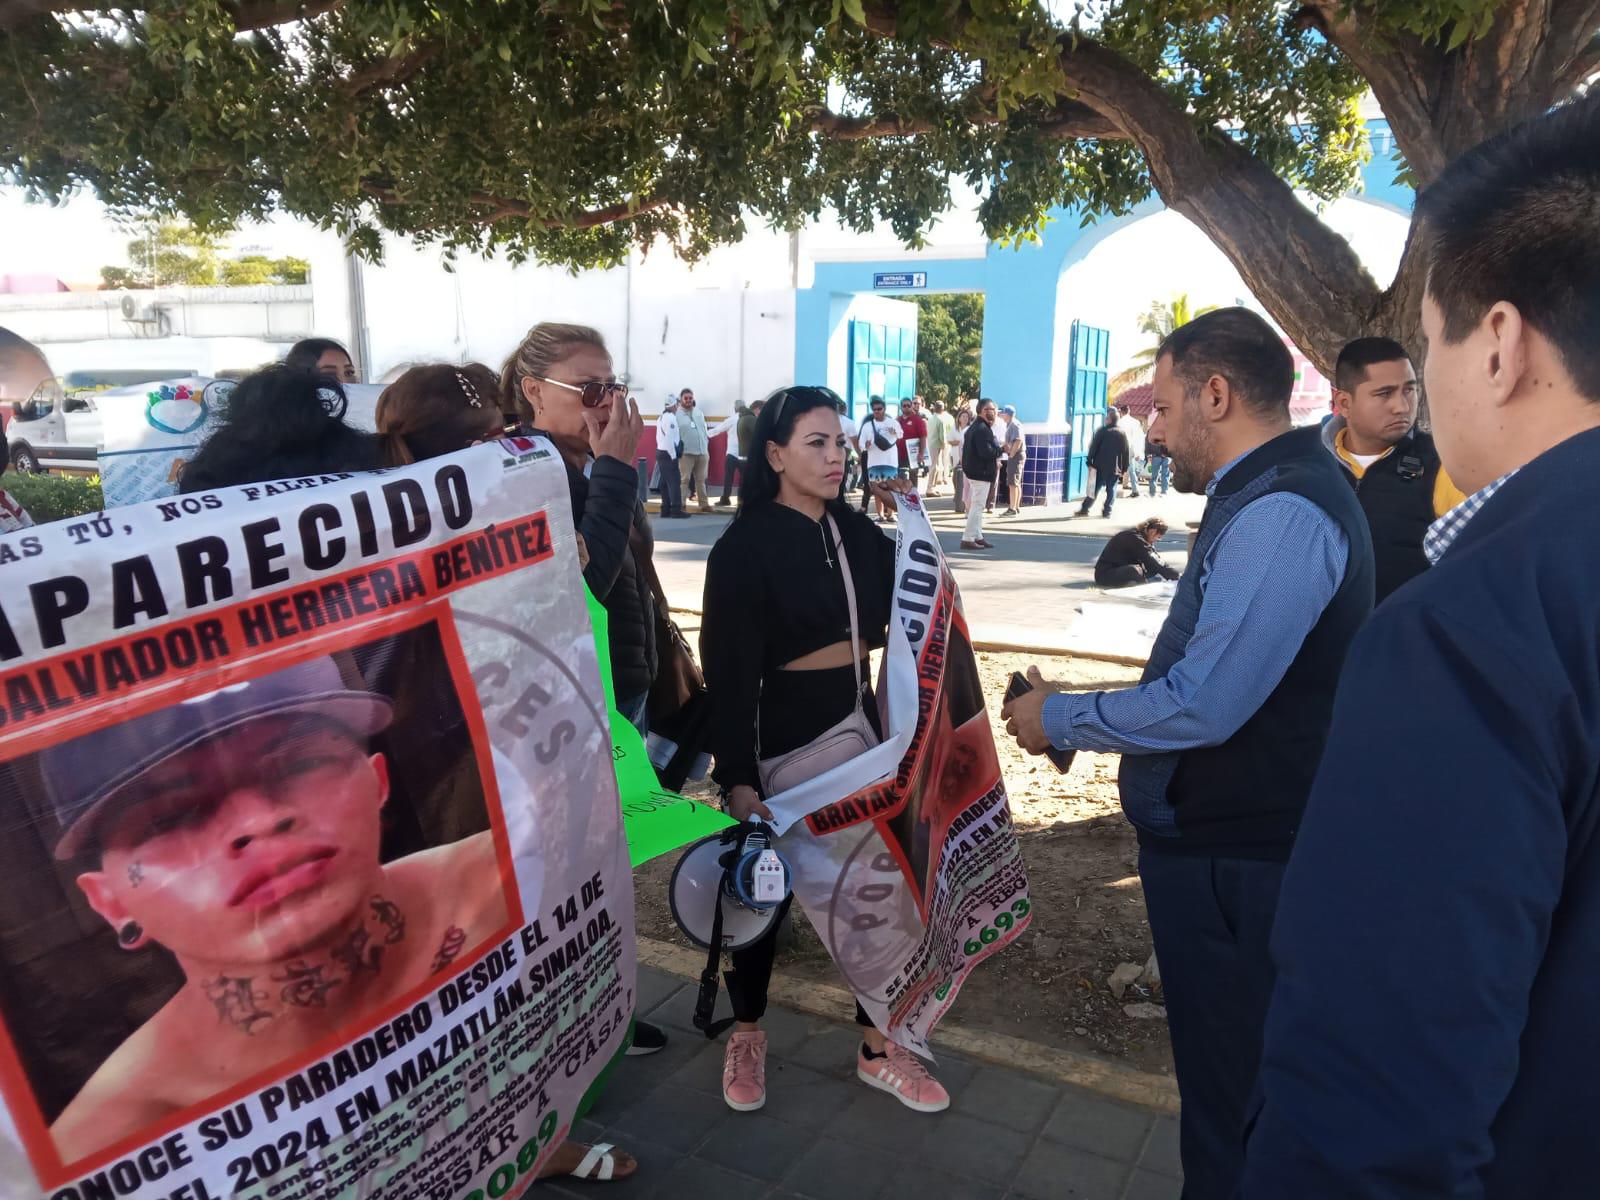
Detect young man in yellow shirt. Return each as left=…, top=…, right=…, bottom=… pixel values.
left=1322, top=337, right=1467, bottom=603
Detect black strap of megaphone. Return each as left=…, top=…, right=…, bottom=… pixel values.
left=692, top=888, right=736, bottom=1039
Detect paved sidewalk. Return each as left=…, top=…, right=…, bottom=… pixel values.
left=550, top=966, right=1182, bottom=1199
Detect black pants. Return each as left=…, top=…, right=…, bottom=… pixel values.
left=725, top=662, right=879, bottom=1030
left=1139, top=849, right=1287, bottom=1200
left=656, top=450, right=683, bottom=515
left=720, top=455, right=744, bottom=501
left=1095, top=563, right=1146, bottom=588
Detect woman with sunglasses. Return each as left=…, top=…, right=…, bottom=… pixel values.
left=501, top=323, right=654, bottom=718
left=700, top=385, right=952, bottom=1117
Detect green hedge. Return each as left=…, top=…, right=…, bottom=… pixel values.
left=1, top=472, right=105, bottom=523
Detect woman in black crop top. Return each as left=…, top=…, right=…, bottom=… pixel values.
left=700, top=386, right=951, bottom=1118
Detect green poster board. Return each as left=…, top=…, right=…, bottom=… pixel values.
left=586, top=587, right=732, bottom=866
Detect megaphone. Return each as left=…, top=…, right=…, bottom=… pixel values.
left=669, top=822, right=792, bottom=953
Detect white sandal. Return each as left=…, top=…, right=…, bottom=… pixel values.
left=571, top=1142, right=625, bottom=1182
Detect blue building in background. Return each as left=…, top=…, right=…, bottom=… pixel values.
left=793, top=120, right=1416, bottom=504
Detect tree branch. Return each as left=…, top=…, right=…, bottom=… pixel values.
left=228, top=0, right=343, bottom=31
left=360, top=180, right=671, bottom=230
left=1557, top=28, right=1600, bottom=90
left=1294, top=3, right=1450, bottom=183
left=805, top=98, right=1122, bottom=141
left=0, top=0, right=344, bottom=32
left=340, top=41, right=443, bottom=99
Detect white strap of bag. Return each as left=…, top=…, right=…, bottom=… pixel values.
left=825, top=513, right=866, bottom=712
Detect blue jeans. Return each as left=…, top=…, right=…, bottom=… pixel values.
left=1078, top=476, right=1117, bottom=517
left=1149, top=458, right=1170, bottom=495
left=1138, top=849, right=1287, bottom=1200
left=617, top=693, right=649, bottom=736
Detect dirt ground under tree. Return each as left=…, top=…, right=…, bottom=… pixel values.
left=632, top=641, right=1174, bottom=1078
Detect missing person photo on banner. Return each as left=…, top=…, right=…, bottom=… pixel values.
left=4, top=630, right=512, bottom=1166
left=0, top=441, right=636, bottom=1200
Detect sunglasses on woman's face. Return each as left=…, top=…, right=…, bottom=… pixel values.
left=537, top=376, right=628, bottom=408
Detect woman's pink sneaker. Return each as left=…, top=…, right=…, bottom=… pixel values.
left=856, top=1043, right=951, bottom=1112
left=722, top=1031, right=768, bottom=1112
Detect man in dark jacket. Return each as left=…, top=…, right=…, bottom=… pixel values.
left=1244, top=93, right=1600, bottom=1199
left=1323, top=336, right=1466, bottom=603
left=1077, top=412, right=1130, bottom=518
left=960, top=398, right=1001, bottom=550
left=1003, top=308, right=1374, bottom=1199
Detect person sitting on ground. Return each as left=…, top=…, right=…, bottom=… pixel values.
left=1095, top=517, right=1182, bottom=588
left=178, top=367, right=382, bottom=493
left=284, top=337, right=360, bottom=384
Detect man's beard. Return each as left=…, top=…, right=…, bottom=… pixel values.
left=1168, top=408, right=1214, bottom=494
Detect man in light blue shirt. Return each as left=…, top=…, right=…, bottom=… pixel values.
left=1003, top=308, right=1374, bottom=1200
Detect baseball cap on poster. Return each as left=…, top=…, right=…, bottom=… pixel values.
left=42, top=657, right=393, bottom=861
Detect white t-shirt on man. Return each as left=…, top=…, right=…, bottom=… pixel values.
left=858, top=417, right=903, bottom=470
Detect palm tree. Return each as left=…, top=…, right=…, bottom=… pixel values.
left=1109, top=293, right=1220, bottom=397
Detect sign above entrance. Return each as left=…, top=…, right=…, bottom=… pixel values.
left=873, top=271, right=927, bottom=289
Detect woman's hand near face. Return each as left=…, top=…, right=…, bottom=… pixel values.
left=585, top=393, right=644, bottom=465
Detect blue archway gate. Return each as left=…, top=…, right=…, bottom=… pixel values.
left=793, top=119, right=1415, bottom=506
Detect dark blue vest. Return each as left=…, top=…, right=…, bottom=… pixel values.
left=1120, top=426, right=1374, bottom=859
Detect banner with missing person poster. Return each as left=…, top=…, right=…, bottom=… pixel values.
left=0, top=439, right=635, bottom=1200
left=763, top=493, right=1032, bottom=1058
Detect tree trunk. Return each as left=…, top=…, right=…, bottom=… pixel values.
left=1058, top=40, right=1383, bottom=376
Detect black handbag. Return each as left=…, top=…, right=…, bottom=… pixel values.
left=871, top=420, right=892, bottom=452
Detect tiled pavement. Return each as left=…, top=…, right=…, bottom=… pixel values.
left=545, top=966, right=1181, bottom=1199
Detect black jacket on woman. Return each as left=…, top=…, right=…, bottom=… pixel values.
left=563, top=452, right=658, bottom=704
left=962, top=419, right=1002, bottom=483
left=701, top=502, right=895, bottom=792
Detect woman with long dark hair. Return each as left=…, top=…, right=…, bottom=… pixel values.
left=700, top=385, right=952, bottom=1117
left=284, top=337, right=359, bottom=384
left=178, top=367, right=381, bottom=492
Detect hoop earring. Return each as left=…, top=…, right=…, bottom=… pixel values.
left=117, top=921, right=144, bottom=948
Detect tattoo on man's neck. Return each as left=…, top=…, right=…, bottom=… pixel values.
left=127, top=862, right=143, bottom=888
left=203, top=976, right=273, bottom=1035
left=431, top=926, right=466, bottom=974
left=370, top=894, right=406, bottom=944
left=201, top=893, right=408, bottom=1031
left=273, top=960, right=339, bottom=1008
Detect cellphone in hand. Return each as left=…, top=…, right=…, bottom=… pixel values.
left=1004, top=671, right=1077, bottom=775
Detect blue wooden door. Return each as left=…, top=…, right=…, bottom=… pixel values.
left=1066, top=321, right=1110, bottom=498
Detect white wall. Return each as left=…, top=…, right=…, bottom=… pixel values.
left=316, top=226, right=800, bottom=418
left=0, top=286, right=314, bottom=344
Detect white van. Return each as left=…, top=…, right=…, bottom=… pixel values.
left=6, top=337, right=283, bottom=473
